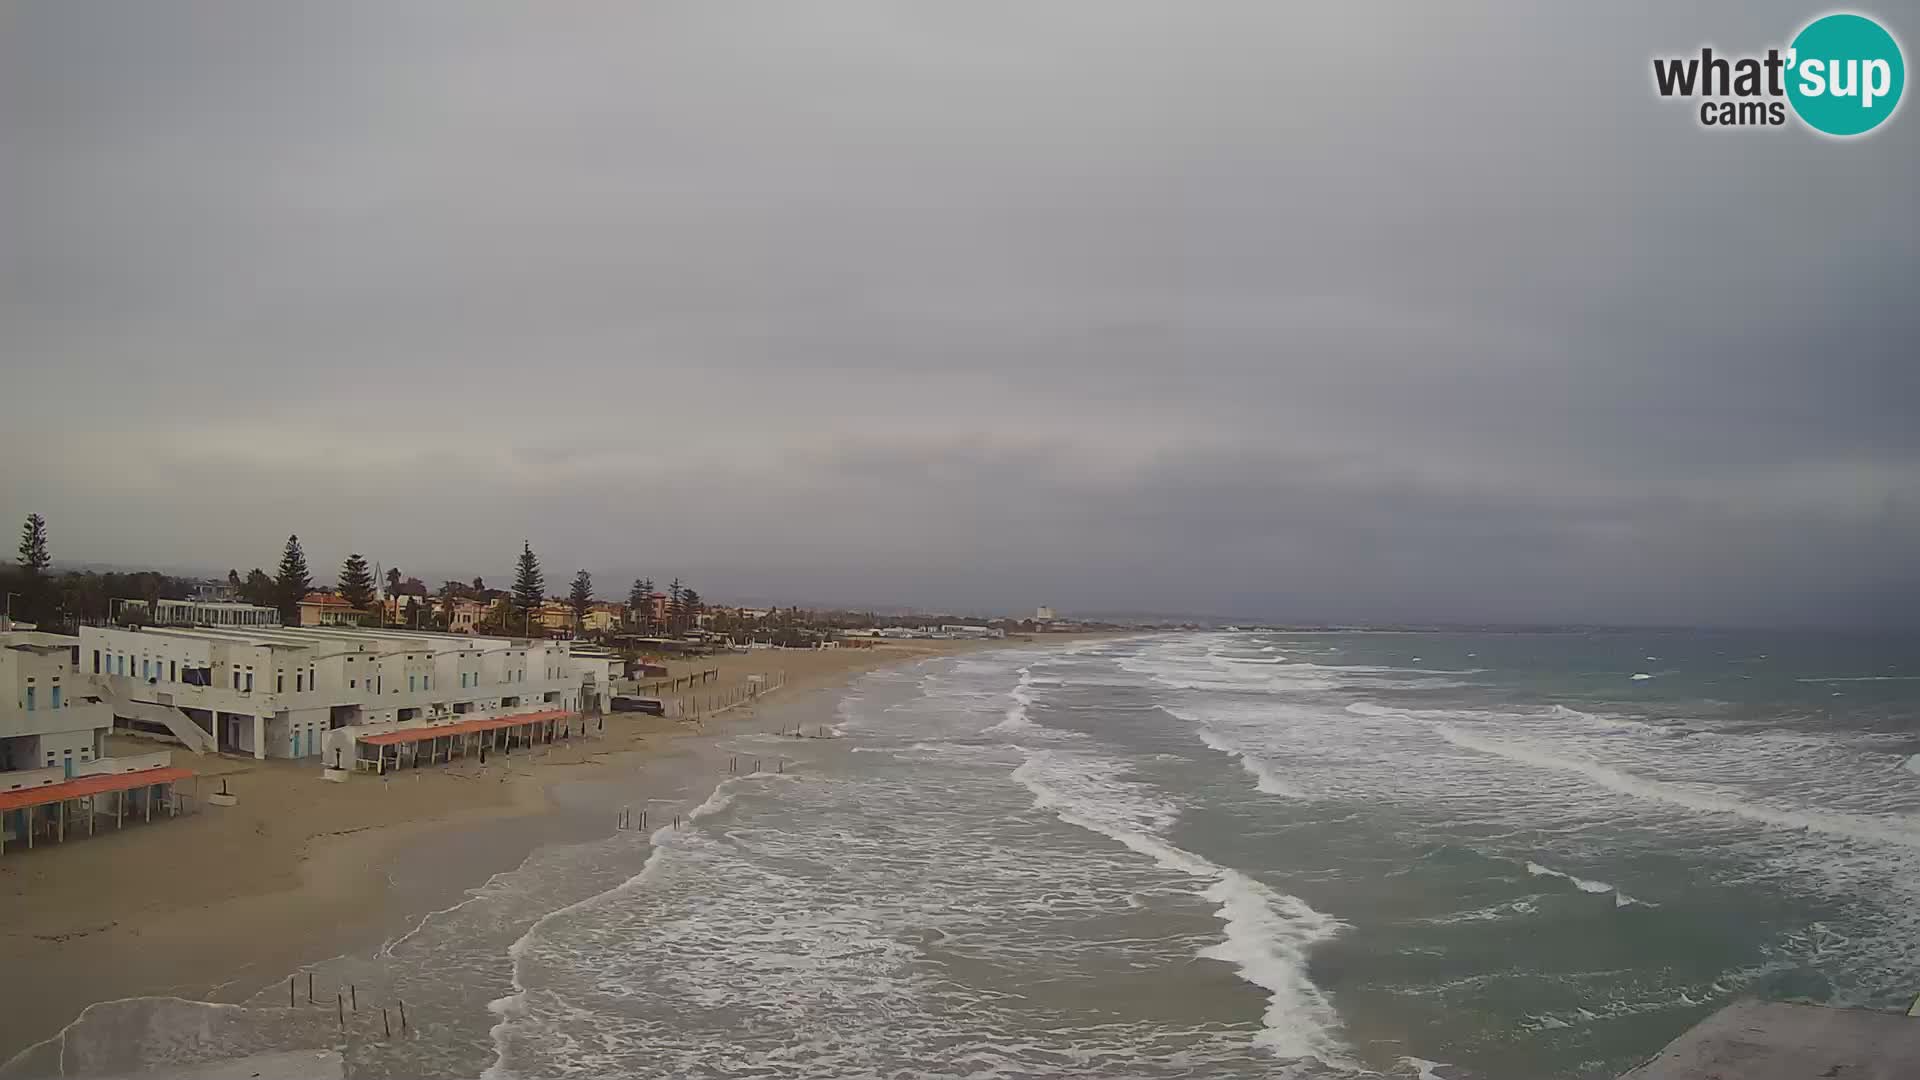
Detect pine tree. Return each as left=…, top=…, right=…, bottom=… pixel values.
left=275, top=535, right=312, bottom=623
left=666, top=578, right=685, bottom=633
left=385, top=566, right=402, bottom=595
left=471, top=576, right=486, bottom=594
left=628, top=578, right=655, bottom=633
left=681, top=587, right=704, bottom=630
left=512, top=542, right=545, bottom=619
left=15, top=513, right=51, bottom=624
left=569, top=570, right=594, bottom=632
left=338, top=553, right=376, bottom=611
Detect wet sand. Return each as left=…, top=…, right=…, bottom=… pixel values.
left=0, top=637, right=1065, bottom=1068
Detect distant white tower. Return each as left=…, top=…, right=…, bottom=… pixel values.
left=1035, top=606, right=1056, bottom=622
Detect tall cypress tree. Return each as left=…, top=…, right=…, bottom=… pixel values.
left=15, top=513, right=51, bottom=625
left=666, top=578, right=685, bottom=633
left=569, top=570, right=594, bottom=630
left=275, top=535, right=312, bottom=624
left=512, top=541, right=545, bottom=618
left=338, top=553, right=376, bottom=611
left=627, top=578, right=653, bottom=632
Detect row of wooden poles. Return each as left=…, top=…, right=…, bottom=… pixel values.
left=292, top=972, right=409, bottom=1039
left=633, top=668, right=722, bottom=696
left=681, top=670, right=784, bottom=719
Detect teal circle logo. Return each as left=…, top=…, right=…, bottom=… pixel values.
left=1787, top=13, right=1905, bottom=136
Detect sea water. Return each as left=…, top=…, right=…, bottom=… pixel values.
left=13, top=631, right=1920, bottom=1079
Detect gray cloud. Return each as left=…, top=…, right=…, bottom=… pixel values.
left=3, top=2, right=1915, bottom=624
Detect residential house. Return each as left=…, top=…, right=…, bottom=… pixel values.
left=297, top=592, right=364, bottom=627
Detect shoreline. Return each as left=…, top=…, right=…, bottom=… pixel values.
left=0, top=635, right=1108, bottom=1070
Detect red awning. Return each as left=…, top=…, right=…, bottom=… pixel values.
left=356, top=709, right=575, bottom=747
left=0, top=766, right=194, bottom=814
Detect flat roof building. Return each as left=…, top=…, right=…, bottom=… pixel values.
left=80, top=623, right=606, bottom=762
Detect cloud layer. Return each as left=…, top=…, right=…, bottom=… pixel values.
left=3, top=2, right=1915, bottom=623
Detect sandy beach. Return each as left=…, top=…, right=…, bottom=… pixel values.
left=0, top=637, right=1059, bottom=1069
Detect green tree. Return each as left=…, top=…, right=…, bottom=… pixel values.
left=511, top=542, right=545, bottom=622
left=666, top=578, right=685, bottom=633
left=14, top=513, right=51, bottom=624
left=385, top=566, right=402, bottom=595
left=681, top=587, right=703, bottom=629
left=338, top=553, right=376, bottom=611
left=477, top=599, right=517, bottom=636
left=569, top=570, right=594, bottom=632
left=275, top=535, right=312, bottom=623
left=240, top=568, right=275, bottom=606
left=627, top=578, right=653, bottom=633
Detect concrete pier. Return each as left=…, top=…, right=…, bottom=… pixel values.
left=1618, top=999, right=1920, bottom=1080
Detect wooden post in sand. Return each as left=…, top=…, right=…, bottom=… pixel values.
left=289, top=977, right=295, bottom=1007
left=307, top=972, right=314, bottom=1003
left=399, top=999, right=409, bottom=1033
left=351, top=984, right=357, bottom=1010
left=383, top=1007, right=392, bottom=1038
left=337, top=993, right=344, bottom=1028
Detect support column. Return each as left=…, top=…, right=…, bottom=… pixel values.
left=253, top=714, right=266, bottom=760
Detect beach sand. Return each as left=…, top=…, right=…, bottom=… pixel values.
left=0, top=636, right=1068, bottom=1066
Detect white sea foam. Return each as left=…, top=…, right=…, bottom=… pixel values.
left=1176, top=709, right=1307, bottom=798
left=1399, top=1056, right=1455, bottom=1079
left=1630, top=673, right=1654, bottom=681
left=1011, top=748, right=1349, bottom=1064
left=1429, top=719, right=1920, bottom=849
left=482, top=774, right=747, bottom=1080
left=1525, top=860, right=1646, bottom=907
left=983, top=667, right=1036, bottom=734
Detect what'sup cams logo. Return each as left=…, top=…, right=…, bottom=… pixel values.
left=1653, top=11, right=1904, bottom=135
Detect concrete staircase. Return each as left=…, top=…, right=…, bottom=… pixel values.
left=94, top=686, right=217, bottom=755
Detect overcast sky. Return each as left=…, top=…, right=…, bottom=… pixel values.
left=3, top=2, right=1915, bottom=625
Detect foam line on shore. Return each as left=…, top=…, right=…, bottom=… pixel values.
left=1009, top=746, right=1350, bottom=1064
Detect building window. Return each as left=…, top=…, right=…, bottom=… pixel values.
left=52, top=687, right=62, bottom=709
left=296, top=672, right=304, bottom=692
left=349, top=679, right=357, bottom=689
left=92, top=650, right=101, bottom=674
left=277, top=674, right=284, bottom=693
left=409, top=675, right=416, bottom=692
left=170, top=661, right=177, bottom=681
left=233, top=671, right=241, bottom=690
left=25, top=687, right=35, bottom=711
left=423, top=675, right=430, bottom=691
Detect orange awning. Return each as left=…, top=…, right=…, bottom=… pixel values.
left=356, top=709, right=574, bottom=747
left=0, top=766, right=194, bottom=814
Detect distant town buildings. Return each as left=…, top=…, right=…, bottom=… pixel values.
left=1034, top=606, right=1056, bottom=622
left=297, top=592, right=364, bottom=627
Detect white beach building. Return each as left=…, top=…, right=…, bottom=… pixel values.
left=2, top=631, right=112, bottom=778
left=79, top=624, right=615, bottom=762
left=3, top=630, right=189, bottom=853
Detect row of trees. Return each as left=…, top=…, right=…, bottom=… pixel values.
left=8, top=514, right=709, bottom=639
left=6, top=514, right=204, bottom=630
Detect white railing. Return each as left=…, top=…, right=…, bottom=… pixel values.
left=0, top=751, right=172, bottom=792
